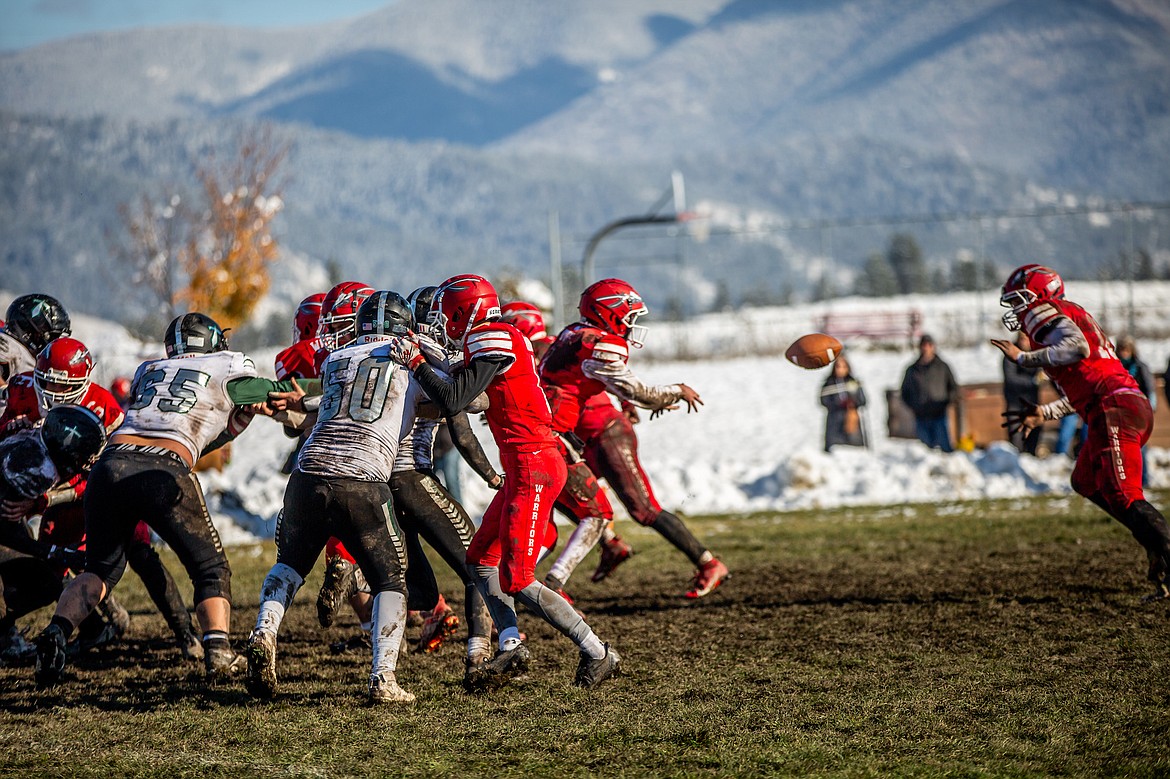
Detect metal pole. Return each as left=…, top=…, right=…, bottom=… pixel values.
left=1127, top=207, right=1136, bottom=335
left=548, top=210, right=564, bottom=330
left=581, top=214, right=679, bottom=284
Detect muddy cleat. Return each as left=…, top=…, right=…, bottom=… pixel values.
left=1, top=624, right=38, bottom=666
left=684, top=557, right=730, bottom=599
left=574, top=644, right=622, bottom=689
left=34, top=624, right=67, bottom=688
left=178, top=631, right=204, bottom=662
left=244, top=630, right=278, bottom=699
left=1141, top=581, right=1170, bottom=603
left=317, top=555, right=357, bottom=628
left=463, top=643, right=531, bottom=693
left=205, top=642, right=246, bottom=682
left=369, top=672, right=415, bottom=704
left=417, top=599, right=460, bottom=654
left=591, top=536, right=634, bottom=583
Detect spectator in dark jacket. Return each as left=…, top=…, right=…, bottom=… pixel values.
left=900, top=334, right=962, bottom=453
left=1118, top=335, right=1155, bottom=486
left=820, top=354, right=867, bottom=451
left=1002, top=332, right=1042, bottom=455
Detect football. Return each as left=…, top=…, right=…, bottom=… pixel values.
left=784, top=332, right=843, bottom=369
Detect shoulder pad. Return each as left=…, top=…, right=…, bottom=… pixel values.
left=1023, top=302, right=1061, bottom=334
left=466, top=326, right=516, bottom=360
left=590, top=335, right=629, bottom=363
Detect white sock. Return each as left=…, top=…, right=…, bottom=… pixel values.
left=548, top=516, right=607, bottom=587
left=370, top=591, right=407, bottom=677
left=467, top=636, right=491, bottom=659
left=498, top=626, right=523, bottom=652
left=579, top=632, right=606, bottom=660
left=254, top=563, right=303, bottom=637
left=601, top=525, right=617, bottom=544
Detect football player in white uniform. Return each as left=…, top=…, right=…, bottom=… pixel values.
left=245, top=291, right=435, bottom=704
left=33, top=313, right=315, bottom=688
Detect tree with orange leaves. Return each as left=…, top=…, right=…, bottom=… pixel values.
left=112, top=126, right=288, bottom=334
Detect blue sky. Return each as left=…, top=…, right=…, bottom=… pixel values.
left=0, top=0, right=397, bottom=51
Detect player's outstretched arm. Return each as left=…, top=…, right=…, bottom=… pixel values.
left=446, top=411, right=502, bottom=487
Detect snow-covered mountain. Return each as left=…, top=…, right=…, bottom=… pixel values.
left=1, top=1, right=1167, bottom=331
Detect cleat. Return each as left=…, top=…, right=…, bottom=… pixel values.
left=317, top=556, right=357, bottom=628
left=417, top=603, right=460, bottom=654
left=244, top=630, right=278, bottom=699
left=34, top=624, right=67, bottom=688
left=1141, top=582, right=1170, bottom=603
left=178, top=631, right=204, bottom=662
left=369, top=672, right=415, bottom=704
left=553, top=587, right=574, bottom=606
left=574, top=643, right=622, bottom=689
left=684, top=558, right=730, bottom=599
left=0, top=625, right=37, bottom=666
left=463, top=643, right=531, bottom=693
left=329, top=633, right=372, bottom=655
left=591, top=536, right=634, bottom=583
left=204, top=642, right=246, bottom=682
left=406, top=610, right=425, bottom=629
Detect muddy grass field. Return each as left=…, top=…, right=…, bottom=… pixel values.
left=3, top=495, right=1169, bottom=777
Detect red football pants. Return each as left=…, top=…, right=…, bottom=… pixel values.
left=584, top=414, right=663, bottom=525
left=554, top=439, right=614, bottom=523
left=467, top=446, right=567, bottom=594
left=1071, top=391, right=1152, bottom=516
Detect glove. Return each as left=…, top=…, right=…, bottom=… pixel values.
left=388, top=336, right=426, bottom=370
left=1002, top=402, right=1043, bottom=435
left=487, top=473, right=504, bottom=490
left=48, top=544, right=87, bottom=571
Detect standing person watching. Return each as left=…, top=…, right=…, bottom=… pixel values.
left=1117, top=335, right=1155, bottom=486
left=900, top=334, right=962, bottom=453
left=820, top=354, right=867, bottom=452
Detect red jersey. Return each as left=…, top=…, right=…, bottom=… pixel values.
left=462, top=322, right=556, bottom=452
left=539, top=323, right=629, bottom=434
left=275, top=337, right=322, bottom=381
left=0, top=373, right=125, bottom=437
left=1020, top=298, right=1138, bottom=417
left=576, top=392, right=623, bottom=441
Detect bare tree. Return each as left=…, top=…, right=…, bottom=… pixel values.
left=182, top=126, right=289, bottom=330
left=110, top=125, right=289, bottom=334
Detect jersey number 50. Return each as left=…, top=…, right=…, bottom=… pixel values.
left=319, top=355, right=395, bottom=423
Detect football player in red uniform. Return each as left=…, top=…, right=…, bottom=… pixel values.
left=0, top=337, right=202, bottom=658
left=389, top=274, right=621, bottom=691
left=540, top=279, right=729, bottom=598
left=499, top=301, right=636, bottom=590
left=993, top=264, right=1170, bottom=600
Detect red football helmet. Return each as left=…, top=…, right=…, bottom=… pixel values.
left=318, top=281, right=374, bottom=350
left=34, top=336, right=94, bottom=409
left=293, top=292, right=326, bottom=343
left=434, top=274, right=501, bottom=348
left=579, top=278, right=649, bottom=347
left=110, top=375, right=133, bottom=408
left=1000, top=264, right=1065, bottom=331
left=499, top=301, right=548, bottom=343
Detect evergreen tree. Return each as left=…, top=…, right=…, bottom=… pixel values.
left=887, top=233, right=927, bottom=294
left=855, top=252, right=899, bottom=297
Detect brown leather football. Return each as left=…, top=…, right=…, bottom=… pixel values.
left=784, top=332, right=843, bottom=369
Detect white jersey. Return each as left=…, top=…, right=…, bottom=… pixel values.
left=0, top=332, right=36, bottom=409
left=117, top=351, right=258, bottom=462
left=298, top=337, right=426, bottom=483
left=391, top=333, right=452, bottom=474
